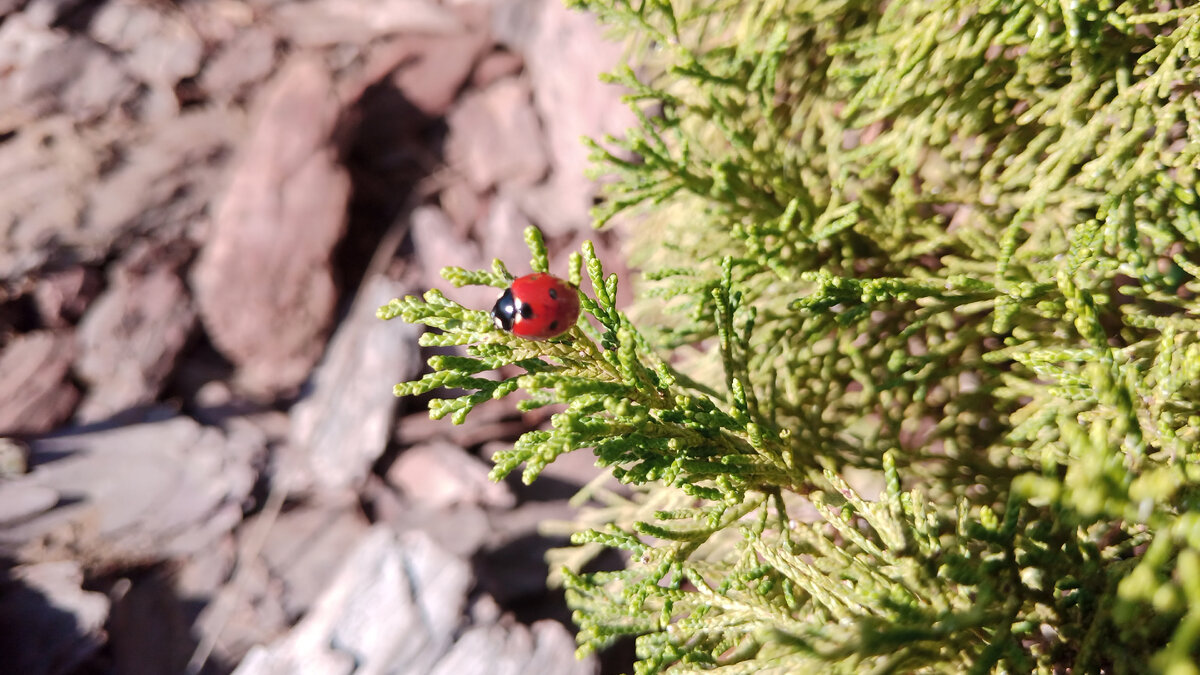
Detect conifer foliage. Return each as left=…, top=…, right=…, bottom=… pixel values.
left=381, top=1, right=1200, bottom=671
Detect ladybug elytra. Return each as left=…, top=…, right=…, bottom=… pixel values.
left=491, top=273, right=580, bottom=340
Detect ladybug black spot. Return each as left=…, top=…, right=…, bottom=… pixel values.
left=548, top=320, right=559, bottom=331
left=548, top=288, right=558, bottom=300
left=519, top=302, right=534, bottom=319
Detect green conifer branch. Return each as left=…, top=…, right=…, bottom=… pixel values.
left=382, top=0, right=1200, bottom=670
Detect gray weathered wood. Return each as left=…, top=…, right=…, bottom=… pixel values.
left=233, top=527, right=472, bottom=675
left=290, top=275, right=422, bottom=491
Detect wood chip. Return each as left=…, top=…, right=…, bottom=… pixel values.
left=232, top=527, right=472, bottom=675
left=90, top=0, right=204, bottom=87
left=74, top=265, right=196, bottom=422
left=1, top=414, right=260, bottom=565
left=290, top=275, right=423, bottom=491
left=272, top=0, right=460, bottom=48
left=386, top=441, right=515, bottom=510
left=255, top=498, right=372, bottom=618
left=446, top=77, right=548, bottom=191
left=191, top=57, right=351, bottom=397
left=518, top=0, right=639, bottom=235
left=0, top=482, right=57, bottom=526
left=0, top=330, right=78, bottom=436
left=392, top=28, right=491, bottom=117
left=429, top=620, right=595, bottom=675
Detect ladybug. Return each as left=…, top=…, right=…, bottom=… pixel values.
left=491, top=273, right=580, bottom=340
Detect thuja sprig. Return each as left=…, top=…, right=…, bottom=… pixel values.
left=556, top=450, right=1072, bottom=673
left=380, top=226, right=797, bottom=497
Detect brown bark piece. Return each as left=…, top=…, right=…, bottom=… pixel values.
left=200, top=26, right=279, bottom=103
left=0, top=16, right=137, bottom=132
left=371, top=495, right=493, bottom=559
left=87, top=108, right=238, bottom=250
left=0, top=331, right=78, bottom=436
left=392, top=28, right=491, bottom=118
left=32, top=266, right=101, bottom=328
left=446, top=76, right=548, bottom=191
left=386, top=441, right=515, bottom=510
left=471, top=49, right=524, bottom=89
left=518, top=0, right=639, bottom=234
left=74, top=265, right=196, bottom=421
left=408, top=205, right=501, bottom=311
left=0, top=118, right=96, bottom=278
left=191, top=57, right=351, bottom=397
left=480, top=193, right=537, bottom=273
left=72, top=108, right=237, bottom=288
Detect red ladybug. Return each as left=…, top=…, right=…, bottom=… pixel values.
left=491, top=273, right=580, bottom=340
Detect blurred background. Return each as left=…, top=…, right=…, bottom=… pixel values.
left=0, top=0, right=638, bottom=672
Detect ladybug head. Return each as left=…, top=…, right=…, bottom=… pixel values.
left=492, top=287, right=533, bottom=331
left=492, top=287, right=517, bottom=331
